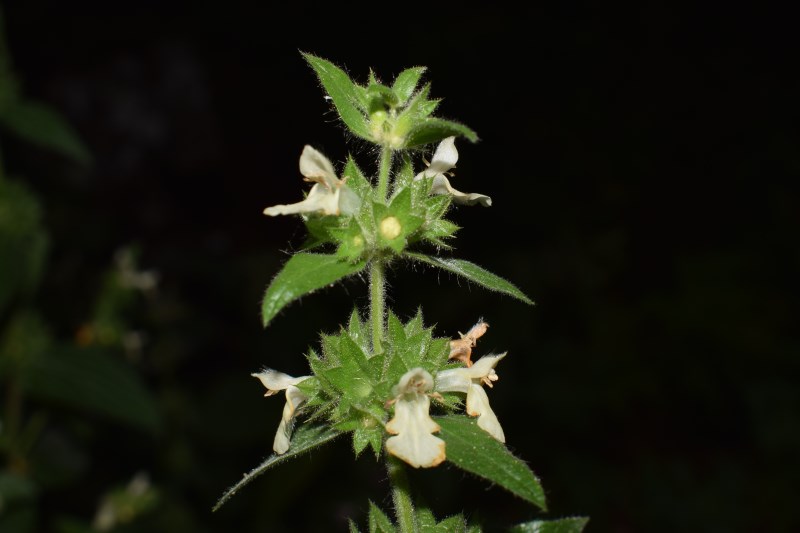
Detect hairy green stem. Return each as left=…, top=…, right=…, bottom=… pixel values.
left=376, top=146, right=393, bottom=202
left=387, top=457, right=418, bottom=533
left=369, top=260, right=385, bottom=353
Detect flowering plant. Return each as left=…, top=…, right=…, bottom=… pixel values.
left=214, top=53, right=587, bottom=532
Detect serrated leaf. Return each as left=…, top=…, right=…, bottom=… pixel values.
left=404, top=118, right=478, bottom=148
left=402, top=83, right=432, bottom=120
left=21, top=345, right=160, bottom=433
left=416, top=508, right=437, bottom=531
left=421, top=219, right=459, bottom=242
left=369, top=502, right=397, bottom=533
left=436, top=415, right=546, bottom=510
left=213, top=424, right=342, bottom=511
left=323, top=332, right=378, bottom=405
left=392, top=67, right=427, bottom=105
left=387, top=311, right=406, bottom=346
left=347, top=308, right=370, bottom=353
left=261, top=253, right=367, bottom=327
left=0, top=100, right=91, bottom=163
left=391, top=157, right=416, bottom=199
left=353, top=425, right=383, bottom=458
left=403, top=308, right=425, bottom=336
left=302, top=53, right=371, bottom=140
left=343, top=156, right=372, bottom=198
left=422, top=194, right=451, bottom=220
left=436, top=515, right=467, bottom=533
left=509, top=517, right=589, bottom=533
left=405, top=253, right=533, bottom=305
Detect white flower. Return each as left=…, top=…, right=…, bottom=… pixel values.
left=385, top=368, right=446, bottom=468
left=436, top=353, right=506, bottom=442
left=263, top=145, right=361, bottom=216
left=252, top=369, right=311, bottom=454
left=414, top=137, right=492, bottom=207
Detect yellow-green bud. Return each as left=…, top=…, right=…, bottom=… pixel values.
left=379, top=216, right=402, bottom=240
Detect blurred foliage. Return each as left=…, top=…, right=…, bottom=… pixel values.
left=1, top=9, right=158, bottom=532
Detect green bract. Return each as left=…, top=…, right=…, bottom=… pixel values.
left=217, top=53, right=586, bottom=532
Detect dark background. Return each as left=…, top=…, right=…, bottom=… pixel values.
left=2, top=3, right=798, bottom=532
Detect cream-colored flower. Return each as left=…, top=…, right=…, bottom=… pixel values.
left=263, top=145, right=361, bottom=216
left=252, top=369, right=311, bottom=454
left=385, top=368, right=446, bottom=468
left=414, top=136, right=491, bottom=207
left=436, top=353, right=506, bottom=442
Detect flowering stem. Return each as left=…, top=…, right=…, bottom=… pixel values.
left=387, top=457, right=418, bottom=533
left=369, top=259, right=385, bottom=353
left=376, top=145, right=393, bottom=202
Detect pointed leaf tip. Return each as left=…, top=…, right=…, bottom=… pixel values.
left=262, top=253, right=368, bottom=327
left=405, top=253, right=534, bottom=305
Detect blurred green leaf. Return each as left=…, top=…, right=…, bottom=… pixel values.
left=0, top=100, right=91, bottom=163
left=404, top=118, right=478, bottom=148
left=0, top=472, right=37, bottom=533
left=509, top=517, right=589, bottom=533
left=368, top=501, right=396, bottom=533
left=52, top=518, right=95, bottom=533
left=261, top=253, right=368, bottom=327
left=405, top=253, right=533, bottom=305
left=302, top=53, right=371, bottom=140
left=21, top=345, right=160, bottom=433
left=213, top=424, right=342, bottom=511
left=0, top=472, right=36, bottom=503
left=0, top=180, right=48, bottom=313
left=392, top=67, right=426, bottom=105
left=436, top=415, right=546, bottom=510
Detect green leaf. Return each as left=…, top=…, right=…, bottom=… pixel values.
left=436, top=516, right=467, bottom=533
left=416, top=508, right=437, bottom=531
left=368, top=502, right=397, bottom=533
left=0, top=100, right=91, bottom=163
left=352, top=425, right=383, bottom=459
left=0, top=180, right=48, bottom=312
left=405, top=253, right=533, bottom=305
left=302, top=53, right=371, bottom=140
left=349, top=520, right=363, bottom=533
left=21, top=345, right=159, bottom=433
left=0, top=472, right=37, bottom=504
left=509, top=518, right=589, bottom=533
left=436, top=415, right=546, bottom=510
left=343, top=156, right=372, bottom=198
left=404, top=118, right=478, bottom=148
left=366, top=83, right=399, bottom=113
left=261, top=253, right=368, bottom=326
left=213, top=424, right=342, bottom=511
left=392, top=67, right=426, bottom=104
